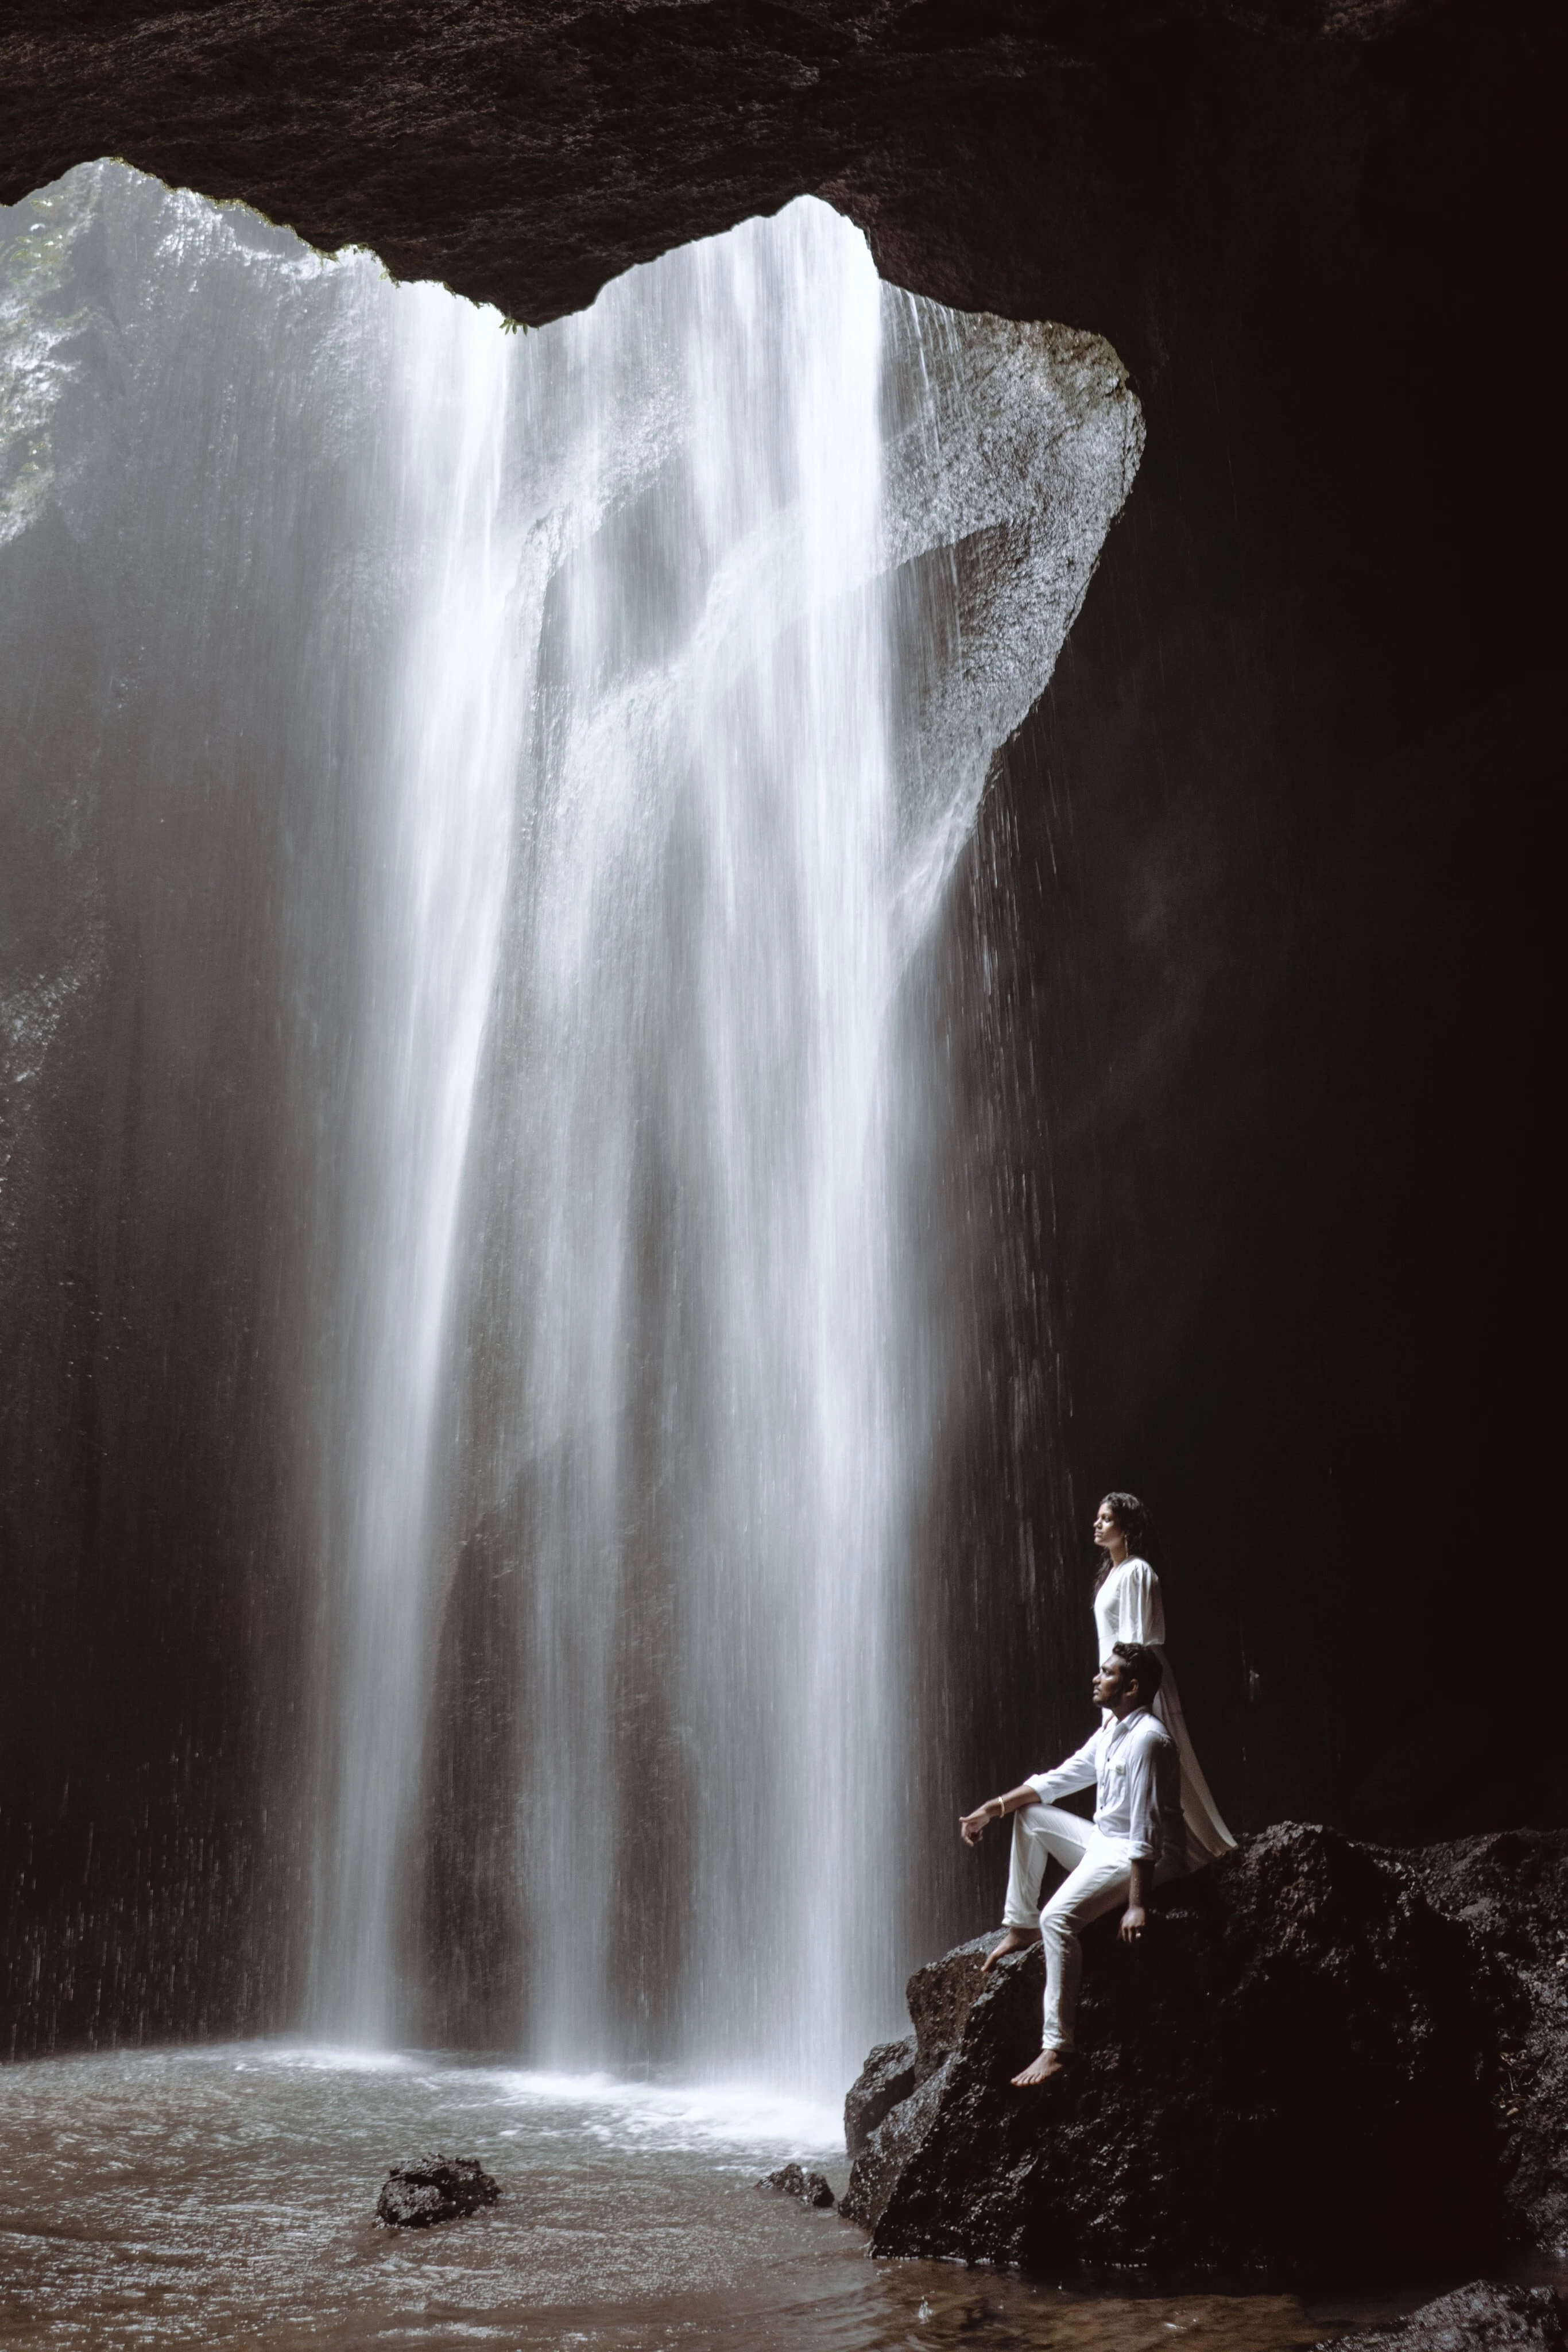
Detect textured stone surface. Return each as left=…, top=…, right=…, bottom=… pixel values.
left=375, top=2154, right=500, bottom=2227
left=843, top=2035, right=916, bottom=2158
left=0, top=2, right=1490, bottom=347
left=1403, top=1833, right=1568, bottom=2261
left=839, top=2060, right=950, bottom=2232
left=1315, top=2282, right=1566, bottom=2352
left=845, top=1827, right=1567, bottom=2283
left=758, top=2161, right=835, bottom=2210
left=905, top=1935, right=995, bottom=2084
left=878, top=295, right=1144, bottom=937
left=841, top=1932, right=1005, bottom=2221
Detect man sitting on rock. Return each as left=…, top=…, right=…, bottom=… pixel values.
left=959, top=1642, right=1186, bottom=2084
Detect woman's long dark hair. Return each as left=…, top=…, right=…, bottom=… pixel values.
left=1094, top=1490, right=1160, bottom=1593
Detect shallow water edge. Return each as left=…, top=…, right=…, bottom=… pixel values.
left=0, top=2042, right=1529, bottom=2351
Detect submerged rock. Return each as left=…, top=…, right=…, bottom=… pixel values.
left=1315, top=2281, right=1565, bottom=2352
left=375, top=2154, right=501, bottom=2227
left=842, top=1826, right=1568, bottom=2283
left=758, top=2161, right=835, bottom=2209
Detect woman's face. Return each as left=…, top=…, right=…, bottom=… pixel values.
left=1093, top=1500, right=1121, bottom=1551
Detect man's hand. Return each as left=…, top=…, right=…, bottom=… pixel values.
left=1119, top=1856, right=1151, bottom=1941
left=961, top=1784, right=1041, bottom=1844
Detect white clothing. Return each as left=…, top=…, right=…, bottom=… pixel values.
left=1001, top=1804, right=1186, bottom=2051
left=1094, top=1554, right=1235, bottom=1863
left=1029, top=1705, right=1183, bottom=1860
left=1003, top=1800, right=1097, bottom=1928
left=1002, top=1706, right=1182, bottom=1925
left=1001, top=1709, right=1186, bottom=2052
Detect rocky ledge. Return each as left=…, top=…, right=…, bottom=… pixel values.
left=1317, top=2281, right=1565, bottom=2352
left=842, top=1826, right=1567, bottom=2284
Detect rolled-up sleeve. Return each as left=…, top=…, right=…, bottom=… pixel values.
left=1027, top=1732, right=1099, bottom=1808
left=1121, top=1734, right=1163, bottom=1861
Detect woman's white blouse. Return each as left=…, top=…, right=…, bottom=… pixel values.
left=1093, top=1556, right=1166, bottom=1659
left=1091, top=1552, right=1236, bottom=1861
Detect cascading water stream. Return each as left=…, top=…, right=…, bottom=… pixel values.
left=502, top=210, right=903, bottom=2088
left=310, top=289, right=520, bottom=2042
left=312, top=203, right=912, bottom=2084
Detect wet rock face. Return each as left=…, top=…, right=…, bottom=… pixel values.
left=839, top=2062, right=949, bottom=2231
left=1316, top=2281, right=1566, bottom=2352
left=843, top=2036, right=917, bottom=2157
left=758, top=2161, right=835, bottom=2210
left=840, top=1936, right=1002, bottom=2223
left=905, top=1937, right=996, bottom=2083
left=375, top=2156, right=500, bottom=2228
left=844, top=1827, right=1567, bottom=2284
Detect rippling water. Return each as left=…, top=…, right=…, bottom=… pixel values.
left=0, top=2047, right=1444, bottom=2349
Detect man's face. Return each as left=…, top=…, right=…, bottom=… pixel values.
left=1093, top=1655, right=1130, bottom=1709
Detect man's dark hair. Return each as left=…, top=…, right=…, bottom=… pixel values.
left=1111, top=1640, right=1164, bottom=1703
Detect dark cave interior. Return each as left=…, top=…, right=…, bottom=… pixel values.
left=0, top=0, right=1555, bottom=2048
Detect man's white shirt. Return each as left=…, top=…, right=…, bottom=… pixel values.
left=1026, top=1706, right=1183, bottom=1863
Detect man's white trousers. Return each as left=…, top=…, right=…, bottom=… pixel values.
left=1002, top=1803, right=1184, bottom=2053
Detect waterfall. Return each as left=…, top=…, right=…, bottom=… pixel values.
left=314, top=203, right=905, bottom=2083
left=1, top=162, right=1141, bottom=2087
left=310, top=290, right=520, bottom=2041
left=498, top=211, right=902, bottom=2086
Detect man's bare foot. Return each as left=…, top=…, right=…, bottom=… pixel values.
left=1012, top=2047, right=1066, bottom=2087
left=981, top=1925, right=1042, bottom=1977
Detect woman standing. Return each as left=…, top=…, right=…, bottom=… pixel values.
left=1092, top=1491, right=1234, bottom=1863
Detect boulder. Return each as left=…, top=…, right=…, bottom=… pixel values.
left=841, top=1935, right=1011, bottom=2226
left=375, top=2154, right=501, bottom=2228
left=907, top=1938, right=997, bottom=2083
left=839, top=2062, right=950, bottom=2230
left=843, top=1825, right=1566, bottom=2283
left=844, top=2036, right=917, bottom=2157
left=758, top=2161, right=835, bottom=2210
left=1315, top=2281, right=1565, bottom=2352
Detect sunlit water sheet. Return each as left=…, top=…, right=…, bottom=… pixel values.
left=0, top=2046, right=1459, bottom=2351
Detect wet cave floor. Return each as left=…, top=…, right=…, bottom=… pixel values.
left=0, top=2047, right=1501, bottom=2349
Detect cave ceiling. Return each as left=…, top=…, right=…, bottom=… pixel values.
left=1, top=0, right=1478, bottom=375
